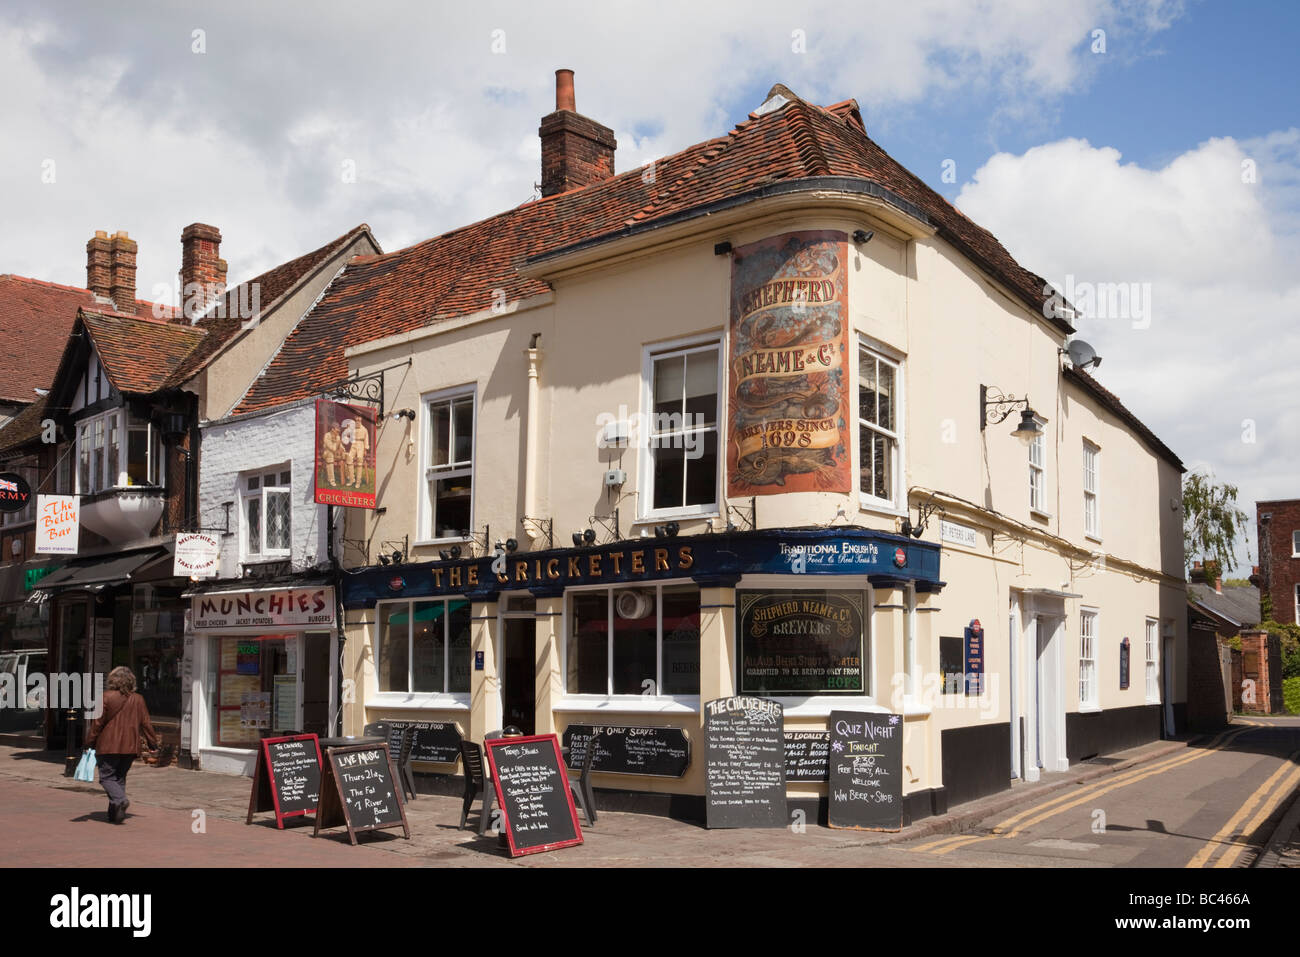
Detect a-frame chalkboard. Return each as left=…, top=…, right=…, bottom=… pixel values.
left=312, top=742, right=411, bottom=845
left=485, top=734, right=583, bottom=857
left=246, top=734, right=323, bottom=829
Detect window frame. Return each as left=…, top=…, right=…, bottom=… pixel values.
left=73, top=408, right=161, bottom=493
left=241, top=467, right=292, bottom=561
left=1029, top=418, right=1048, bottom=516
left=558, top=579, right=702, bottom=711
left=857, top=338, right=905, bottom=514
left=417, top=385, right=477, bottom=545
left=1292, top=530, right=1300, bottom=557
left=639, top=335, right=722, bottom=521
left=1079, top=607, right=1099, bottom=710
left=1082, top=439, right=1100, bottom=539
left=1144, top=617, right=1160, bottom=703
left=371, top=596, right=472, bottom=707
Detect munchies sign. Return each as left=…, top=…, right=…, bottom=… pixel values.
left=727, top=230, right=851, bottom=497
left=192, top=586, right=336, bottom=630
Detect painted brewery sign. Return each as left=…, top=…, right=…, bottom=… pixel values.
left=727, top=230, right=851, bottom=496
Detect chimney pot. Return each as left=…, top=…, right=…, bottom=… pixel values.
left=556, top=68, right=575, bottom=112
left=179, top=222, right=228, bottom=323
left=538, top=70, right=616, bottom=197
left=1215, top=577, right=1222, bottom=594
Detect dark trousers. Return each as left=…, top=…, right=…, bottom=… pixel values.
left=97, top=754, right=135, bottom=808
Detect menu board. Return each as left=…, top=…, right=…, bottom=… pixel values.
left=703, top=696, right=787, bottom=828
left=240, top=691, right=271, bottom=729
left=827, top=710, right=903, bottom=831
left=386, top=720, right=462, bottom=765
left=562, top=725, right=691, bottom=777
left=313, top=743, right=410, bottom=845
left=246, top=734, right=322, bottom=829
left=784, top=730, right=831, bottom=782
left=273, top=674, right=296, bottom=730
left=485, top=734, right=583, bottom=857
left=219, top=709, right=259, bottom=745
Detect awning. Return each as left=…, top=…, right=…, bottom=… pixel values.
left=34, top=548, right=170, bottom=592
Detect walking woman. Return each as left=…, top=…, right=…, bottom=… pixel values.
left=84, top=666, right=161, bottom=824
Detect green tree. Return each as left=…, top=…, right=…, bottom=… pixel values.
left=1182, top=470, right=1249, bottom=574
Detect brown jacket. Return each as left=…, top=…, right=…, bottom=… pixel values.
left=85, top=690, right=160, bottom=755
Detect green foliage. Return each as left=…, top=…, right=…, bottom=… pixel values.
left=1182, top=470, right=1249, bottom=574
left=1285, top=677, right=1300, bottom=716
left=1221, top=578, right=1251, bottom=588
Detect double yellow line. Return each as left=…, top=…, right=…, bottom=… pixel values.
left=910, top=726, right=1254, bottom=858
left=1185, top=747, right=1300, bottom=868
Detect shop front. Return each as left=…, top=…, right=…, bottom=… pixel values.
left=187, top=580, right=338, bottom=775
left=343, top=527, right=945, bottom=819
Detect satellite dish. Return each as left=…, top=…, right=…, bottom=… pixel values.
left=1066, top=339, right=1101, bottom=370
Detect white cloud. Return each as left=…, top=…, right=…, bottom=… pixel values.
left=956, top=132, right=1300, bottom=569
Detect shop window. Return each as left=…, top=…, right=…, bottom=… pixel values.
left=422, top=389, right=475, bottom=540
left=243, top=468, right=292, bottom=559
left=565, top=583, right=700, bottom=696
left=376, top=597, right=471, bottom=695
left=736, top=588, right=868, bottom=696
left=858, top=344, right=901, bottom=507
left=1079, top=609, right=1098, bottom=708
left=939, top=635, right=964, bottom=694
left=213, top=635, right=297, bottom=748
left=644, top=341, right=719, bottom=515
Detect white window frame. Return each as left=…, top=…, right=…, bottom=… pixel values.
left=242, top=467, right=292, bottom=561
left=639, top=336, right=721, bottom=521
left=857, top=338, right=904, bottom=514
left=557, top=579, right=702, bottom=713
left=1029, top=419, right=1048, bottom=516
left=370, top=596, right=472, bottom=707
left=1082, top=439, right=1100, bottom=540
left=1079, top=607, right=1099, bottom=710
left=417, top=385, right=476, bottom=545
left=1295, top=583, right=1300, bottom=627
left=1144, top=617, right=1160, bottom=703
left=1292, top=530, right=1300, bottom=557
left=73, top=408, right=160, bottom=493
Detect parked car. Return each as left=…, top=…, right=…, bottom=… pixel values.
left=0, top=649, right=48, bottom=733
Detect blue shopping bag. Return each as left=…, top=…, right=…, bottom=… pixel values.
left=74, top=749, right=97, bottom=783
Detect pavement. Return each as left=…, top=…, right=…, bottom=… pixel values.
left=1, top=721, right=1296, bottom=868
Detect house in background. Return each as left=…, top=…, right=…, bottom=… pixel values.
left=1185, top=563, right=1261, bottom=730
left=1257, top=498, right=1300, bottom=625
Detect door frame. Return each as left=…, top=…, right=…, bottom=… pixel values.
left=1019, top=593, right=1068, bottom=781
left=497, top=593, right=538, bottom=735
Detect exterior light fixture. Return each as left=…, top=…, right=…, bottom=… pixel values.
left=583, top=528, right=596, bottom=545
left=505, top=538, right=518, bottom=553
left=448, top=544, right=462, bottom=560
left=379, top=554, right=391, bottom=565
left=438, top=549, right=451, bottom=561
left=392, top=550, right=403, bottom=564
left=714, top=241, right=732, bottom=256
left=852, top=229, right=874, bottom=245
left=390, top=408, right=416, bottom=421
left=572, top=532, right=584, bottom=547
left=980, top=384, right=1040, bottom=445
left=654, top=521, right=680, bottom=538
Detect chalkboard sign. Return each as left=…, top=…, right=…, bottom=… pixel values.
left=1120, top=637, right=1131, bottom=690
left=562, top=725, right=691, bottom=777
left=485, top=734, right=583, bottom=857
left=703, top=695, right=787, bottom=829
left=827, top=710, right=903, bottom=831
left=390, top=720, right=462, bottom=764
left=784, top=730, right=831, bottom=782
left=313, top=743, right=410, bottom=845
left=246, top=734, right=323, bottom=829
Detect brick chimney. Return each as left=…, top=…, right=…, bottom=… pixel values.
left=539, top=69, right=616, bottom=197
left=86, top=231, right=112, bottom=301
left=1215, top=576, right=1222, bottom=594
left=108, top=231, right=137, bottom=315
left=180, top=223, right=228, bottom=322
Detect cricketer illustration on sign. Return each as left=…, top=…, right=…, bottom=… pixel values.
left=314, top=399, right=378, bottom=508
left=727, top=230, right=851, bottom=496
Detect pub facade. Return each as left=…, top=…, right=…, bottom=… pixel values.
left=249, top=72, right=1187, bottom=821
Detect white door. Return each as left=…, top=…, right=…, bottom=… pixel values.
left=1035, top=614, right=1067, bottom=774
left=1162, top=636, right=1175, bottom=736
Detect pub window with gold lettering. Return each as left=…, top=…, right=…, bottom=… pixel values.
left=375, top=598, right=472, bottom=696
left=566, top=583, right=700, bottom=697
left=737, top=589, right=868, bottom=696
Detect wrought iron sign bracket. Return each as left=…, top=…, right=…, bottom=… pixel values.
left=320, top=359, right=412, bottom=419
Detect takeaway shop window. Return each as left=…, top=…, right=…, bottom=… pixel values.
left=213, top=635, right=296, bottom=748
left=737, top=588, right=868, bottom=696
left=566, top=583, right=700, bottom=696
left=376, top=598, right=471, bottom=695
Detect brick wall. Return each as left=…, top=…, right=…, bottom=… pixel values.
left=1257, top=499, right=1300, bottom=624
left=1186, top=624, right=1232, bottom=731
left=1239, top=629, right=1282, bottom=714
left=539, top=111, right=616, bottom=197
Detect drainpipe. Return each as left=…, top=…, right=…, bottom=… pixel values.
left=523, top=334, right=543, bottom=542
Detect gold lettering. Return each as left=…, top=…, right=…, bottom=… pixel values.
left=568, top=556, right=581, bottom=577
left=535, top=559, right=542, bottom=580
left=468, top=566, right=479, bottom=586
left=546, top=558, right=559, bottom=580
left=631, top=551, right=645, bottom=574
left=588, top=554, right=602, bottom=577
left=432, top=568, right=444, bottom=588
left=515, top=560, right=528, bottom=583
left=677, top=545, right=694, bottom=570
left=609, top=551, right=624, bottom=574
left=654, top=548, right=670, bottom=571
left=449, top=566, right=462, bottom=587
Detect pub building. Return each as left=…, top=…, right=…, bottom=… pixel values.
left=240, top=71, right=1188, bottom=822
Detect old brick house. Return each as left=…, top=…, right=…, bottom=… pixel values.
left=1257, top=498, right=1300, bottom=625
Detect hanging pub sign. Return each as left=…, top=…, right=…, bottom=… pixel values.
left=314, top=398, right=377, bottom=508
left=174, top=533, right=219, bottom=578
left=737, top=589, right=866, bottom=695
left=964, top=619, right=985, bottom=696
left=0, top=472, right=32, bottom=513
left=35, top=494, right=79, bottom=555
left=1120, top=637, right=1131, bottom=690
left=727, top=230, right=851, bottom=497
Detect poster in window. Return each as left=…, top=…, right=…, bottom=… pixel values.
left=727, top=231, right=851, bottom=496
left=737, top=589, right=865, bottom=695
left=314, top=398, right=377, bottom=508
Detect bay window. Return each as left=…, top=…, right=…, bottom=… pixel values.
left=74, top=409, right=161, bottom=492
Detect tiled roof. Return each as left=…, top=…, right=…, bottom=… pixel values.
left=233, top=91, right=1085, bottom=415
left=0, top=394, right=49, bottom=453
left=1064, top=365, right=1183, bottom=471
left=166, top=225, right=373, bottom=387
left=0, top=275, right=174, bottom=405
left=81, top=310, right=207, bottom=394
left=1188, top=582, right=1260, bottom=629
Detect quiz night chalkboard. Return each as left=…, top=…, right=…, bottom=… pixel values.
left=703, top=695, right=787, bottom=828
left=827, top=710, right=903, bottom=831
left=784, top=730, right=831, bottom=782
left=485, top=734, right=583, bottom=857
left=562, top=725, right=691, bottom=777
left=313, top=743, right=410, bottom=845
left=246, top=734, right=323, bottom=829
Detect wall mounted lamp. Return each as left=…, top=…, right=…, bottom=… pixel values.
left=980, top=384, right=1041, bottom=445
left=852, top=229, right=874, bottom=245
left=390, top=408, right=416, bottom=421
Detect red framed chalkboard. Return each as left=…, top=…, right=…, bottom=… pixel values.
left=246, top=733, right=324, bottom=829
left=485, top=734, right=583, bottom=857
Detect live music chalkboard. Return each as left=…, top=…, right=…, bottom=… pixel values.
left=313, top=743, right=410, bottom=845
left=386, top=720, right=462, bottom=765
left=703, top=696, right=787, bottom=829
left=827, top=710, right=903, bottom=831
left=562, top=725, right=691, bottom=777
left=246, top=734, right=323, bottom=829
left=485, top=734, right=583, bottom=857
left=784, top=730, right=831, bottom=782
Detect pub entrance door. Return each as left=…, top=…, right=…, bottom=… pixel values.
left=501, top=618, right=536, bottom=735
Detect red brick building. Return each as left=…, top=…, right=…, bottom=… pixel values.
left=1256, top=498, right=1300, bottom=625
